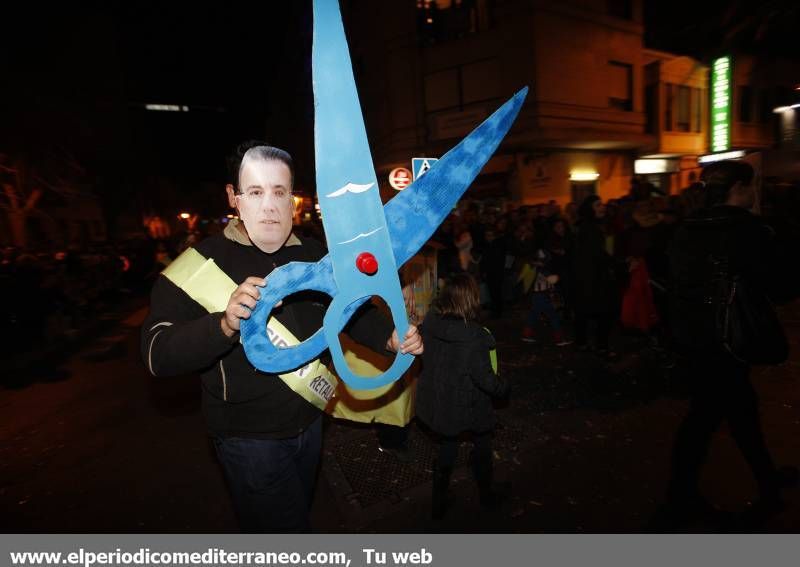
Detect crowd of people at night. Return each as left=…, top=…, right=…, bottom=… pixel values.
left=4, top=149, right=800, bottom=533
left=0, top=242, right=160, bottom=364
left=431, top=173, right=800, bottom=355
left=422, top=161, right=800, bottom=530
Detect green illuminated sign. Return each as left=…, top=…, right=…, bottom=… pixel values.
left=711, top=56, right=732, bottom=152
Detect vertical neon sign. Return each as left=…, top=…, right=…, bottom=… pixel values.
left=711, top=56, right=732, bottom=153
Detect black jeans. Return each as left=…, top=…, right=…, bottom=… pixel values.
left=668, top=354, right=777, bottom=501
left=438, top=431, right=492, bottom=469
left=213, top=416, right=322, bottom=533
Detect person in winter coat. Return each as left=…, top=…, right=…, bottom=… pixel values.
left=415, top=273, right=510, bottom=519
left=480, top=219, right=510, bottom=317
left=655, top=159, right=798, bottom=529
left=141, top=143, right=423, bottom=533
left=454, top=220, right=478, bottom=274
left=546, top=217, right=574, bottom=313
left=571, top=195, right=618, bottom=356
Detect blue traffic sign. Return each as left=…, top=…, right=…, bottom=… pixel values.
left=412, top=157, right=439, bottom=181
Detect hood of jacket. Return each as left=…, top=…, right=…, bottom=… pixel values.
left=422, top=312, right=495, bottom=348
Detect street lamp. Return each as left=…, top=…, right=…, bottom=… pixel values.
left=569, top=171, right=599, bottom=181
left=178, top=212, right=199, bottom=231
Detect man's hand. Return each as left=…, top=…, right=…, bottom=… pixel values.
left=221, top=276, right=266, bottom=338
left=386, top=324, right=424, bottom=355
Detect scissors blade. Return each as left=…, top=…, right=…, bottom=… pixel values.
left=313, top=0, right=386, bottom=260
left=384, top=87, right=528, bottom=267
left=242, top=90, right=527, bottom=375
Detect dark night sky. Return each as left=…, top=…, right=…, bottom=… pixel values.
left=1, top=0, right=798, bottom=221
left=1, top=1, right=314, bottom=215
left=644, top=0, right=800, bottom=59
left=111, top=1, right=313, bottom=186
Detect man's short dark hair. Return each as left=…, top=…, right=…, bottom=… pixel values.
left=226, top=140, right=268, bottom=186
left=237, top=146, right=295, bottom=192
left=701, top=160, right=754, bottom=206
left=226, top=141, right=295, bottom=191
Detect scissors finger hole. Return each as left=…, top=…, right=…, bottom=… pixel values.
left=331, top=295, right=412, bottom=378
left=253, top=290, right=334, bottom=349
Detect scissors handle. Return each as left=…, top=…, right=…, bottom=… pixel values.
left=322, top=284, right=414, bottom=390
left=240, top=257, right=366, bottom=373
left=241, top=255, right=415, bottom=389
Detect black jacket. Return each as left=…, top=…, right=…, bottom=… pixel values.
left=415, top=312, right=508, bottom=436
left=668, top=205, right=776, bottom=353
left=140, top=228, right=393, bottom=439
left=571, top=220, right=616, bottom=313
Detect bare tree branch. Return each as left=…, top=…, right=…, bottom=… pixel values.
left=24, top=188, right=43, bottom=213
left=3, top=183, right=20, bottom=211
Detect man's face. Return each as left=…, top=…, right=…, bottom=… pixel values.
left=592, top=199, right=606, bottom=219
left=230, top=159, right=294, bottom=253
left=731, top=182, right=756, bottom=209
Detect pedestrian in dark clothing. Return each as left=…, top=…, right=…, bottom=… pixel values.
left=463, top=205, right=486, bottom=259
left=571, top=195, right=618, bottom=356
left=416, top=273, right=510, bottom=519
left=432, top=215, right=459, bottom=280
left=546, top=218, right=574, bottom=316
left=480, top=219, right=509, bottom=317
left=658, top=160, right=798, bottom=529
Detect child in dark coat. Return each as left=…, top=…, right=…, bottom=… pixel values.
left=416, top=273, right=510, bottom=519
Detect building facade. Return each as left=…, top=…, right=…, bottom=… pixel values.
left=636, top=49, right=708, bottom=193
left=727, top=54, right=800, bottom=181
left=345, top=1, right=800, bottom=207
left=347, top=0, right=654, bottom=206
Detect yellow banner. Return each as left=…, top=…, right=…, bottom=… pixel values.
left=517, top=262, right=537, bottom=294
left=162, top=247, right=415, bottom=426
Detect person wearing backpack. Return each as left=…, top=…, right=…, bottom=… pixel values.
left=658, top=160, right=797, bottom=529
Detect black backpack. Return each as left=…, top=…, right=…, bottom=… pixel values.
left=709, top=256, right=788, bottom=365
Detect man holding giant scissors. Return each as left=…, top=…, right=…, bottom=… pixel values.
left=140, top=0, right=527, bottom=531
left=140, top=142, right=423, bottom=533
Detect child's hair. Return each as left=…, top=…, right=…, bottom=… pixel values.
left=434, top=272, right=481, bottom=322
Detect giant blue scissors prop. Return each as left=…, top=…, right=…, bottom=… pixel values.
left=240, top=0, right=527, bottom=390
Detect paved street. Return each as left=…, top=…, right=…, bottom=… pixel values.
left=2, top=299, right=799, bottom=533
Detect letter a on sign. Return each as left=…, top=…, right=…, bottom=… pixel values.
left=412, top=157, right=439, bottom=181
